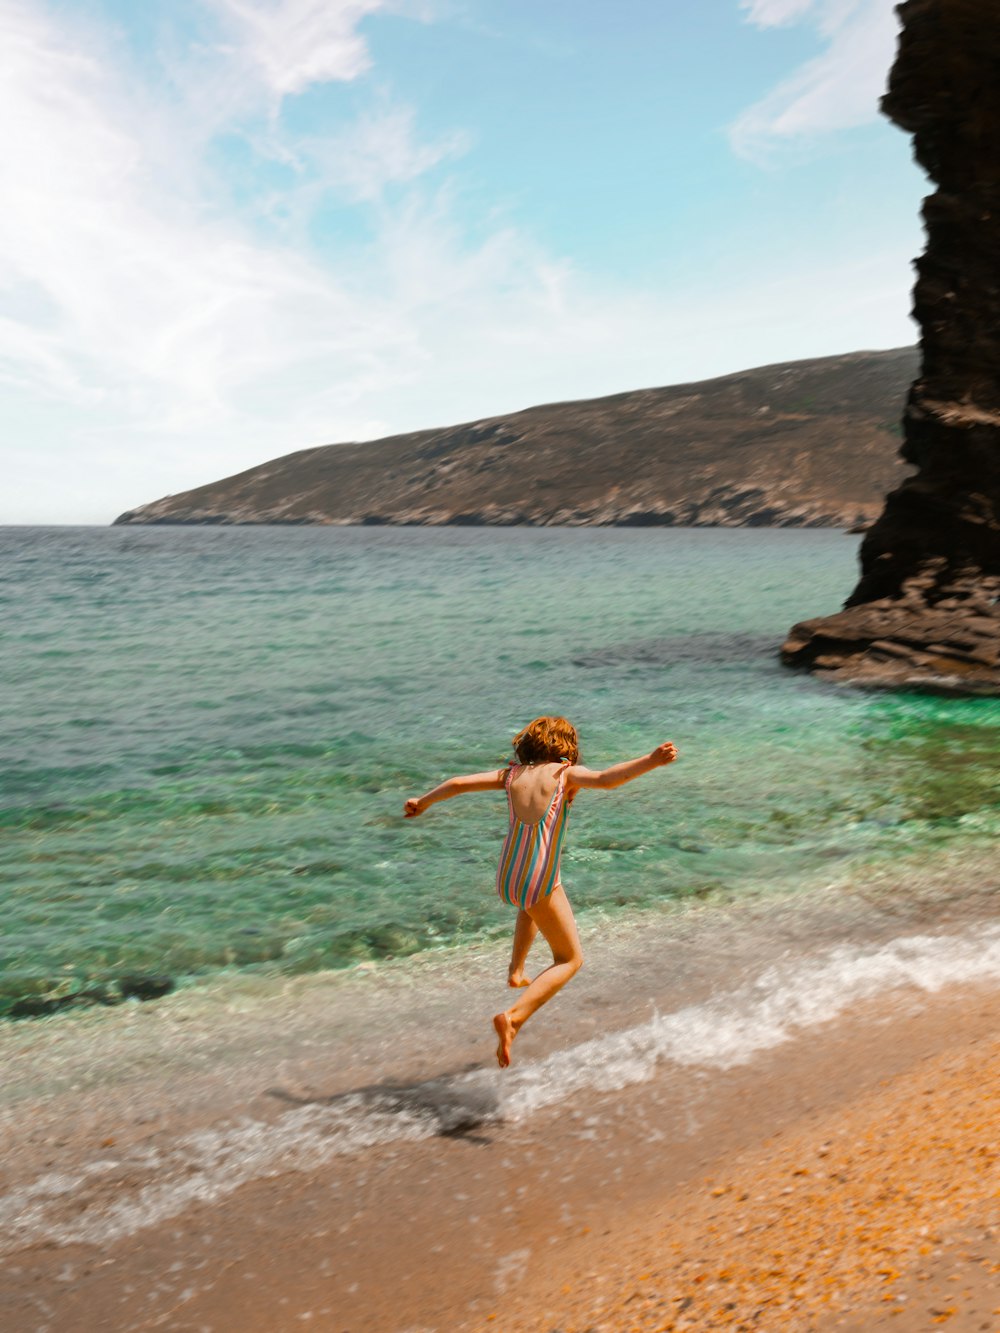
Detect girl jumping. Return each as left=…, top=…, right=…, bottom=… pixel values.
left=403, top=717, right=678, bottom=1068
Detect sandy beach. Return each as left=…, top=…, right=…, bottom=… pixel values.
left=499, top=988, right=1000, bottom=1333
left=2, top=885, right=1000, bottom=1333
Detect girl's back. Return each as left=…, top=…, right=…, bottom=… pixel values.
left=507, top=761, right=567, bottom=825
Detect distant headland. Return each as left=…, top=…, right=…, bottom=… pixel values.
left=114, top=347, right=917, bottom=529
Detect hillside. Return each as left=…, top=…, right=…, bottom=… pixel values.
left=114, top=348, right=918, bottom=528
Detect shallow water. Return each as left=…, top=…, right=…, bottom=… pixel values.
left=3, top=525, right=1000, bottom=1014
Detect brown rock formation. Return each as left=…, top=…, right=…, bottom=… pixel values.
left=115, top=349, right=914, bottom=529
left=783, top=0, right=1000, bottom=694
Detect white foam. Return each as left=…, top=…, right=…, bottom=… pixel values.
left=3, top=924, right=999, bottom=1252
left=501, top=925, right=1000, bottom=1116
left=0, top=1097, right=431, bottom=1252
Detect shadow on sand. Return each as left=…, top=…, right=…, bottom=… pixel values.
left=265, top=1062, right=502, bottom=1144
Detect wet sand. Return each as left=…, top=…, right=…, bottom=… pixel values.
left=2, top=893, right=999, bottom=1332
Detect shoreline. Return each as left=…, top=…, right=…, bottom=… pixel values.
left=2, top=888, right=999, bottom=1331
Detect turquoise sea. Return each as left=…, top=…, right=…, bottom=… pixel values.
left=3, top=524, right=1000, bottom=1018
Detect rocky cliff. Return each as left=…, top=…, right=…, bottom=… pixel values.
left=115, top=349, right=915, bottom=529
left=783, top=0, right=1000, bottom=694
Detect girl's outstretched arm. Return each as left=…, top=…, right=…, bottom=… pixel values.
left=403, top=768, right=506, bottom=818
left=566, top=741, right=677, bottom=796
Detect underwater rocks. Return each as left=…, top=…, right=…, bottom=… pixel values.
left=784, top=0, right=1000, bottom=694
left=7, top=974, right=175, bottom=1020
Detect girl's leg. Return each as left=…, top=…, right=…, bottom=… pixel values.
left=507, top=909, right=538, bottom=987
left=493, top=885, right=583, bottom=1067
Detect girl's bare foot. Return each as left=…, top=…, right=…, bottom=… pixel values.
left=492, top=1012, right=516, bottom=1068
left=507, top=970, right=531, bottom=989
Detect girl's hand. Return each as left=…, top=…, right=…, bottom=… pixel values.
left=403, top=796, right=426, bottom=819
left=651, top=742, right=678, bottom=766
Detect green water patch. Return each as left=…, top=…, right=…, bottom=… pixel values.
left=843, top=697, right=1000, bottom=826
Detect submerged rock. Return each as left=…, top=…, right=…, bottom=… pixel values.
left=117, top=974, right=175, bottom=1001
left=8, top=988, right=123, bottom=1019
left=784, top=0, right=1000, bottom=694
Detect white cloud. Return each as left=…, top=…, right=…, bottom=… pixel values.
left=731, top=0, right=900, bottom=161
left=740, top=0, right=824, bottom=27
left=205, top=0, right=384, bottom=99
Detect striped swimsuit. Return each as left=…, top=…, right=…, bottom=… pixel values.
left=496, top=761, right=571, bottom=909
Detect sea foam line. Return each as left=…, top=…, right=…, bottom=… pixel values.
left=2, top=924, right=999, bottom=1252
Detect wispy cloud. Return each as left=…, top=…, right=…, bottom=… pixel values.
left=0, top=1, right=474, bottom=440
left=292, top=106, right=471, bottom=205
left=740, top=0, right=825, bottom=26
left=739, top=0, right=873, bottom=30
left=731, top=0, right=900, bottom=161
left=0, top=1, right=395, bottom=420
left=203, top=0, right=384, bottom=101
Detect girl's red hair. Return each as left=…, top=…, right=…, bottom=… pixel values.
left=512, top=716, right=580, bottom=765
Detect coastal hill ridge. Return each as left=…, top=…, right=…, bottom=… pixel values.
left=115, top=347, right=917, bottom=529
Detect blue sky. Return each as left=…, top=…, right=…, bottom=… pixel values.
left=2, top=0, right=924, bottom=523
